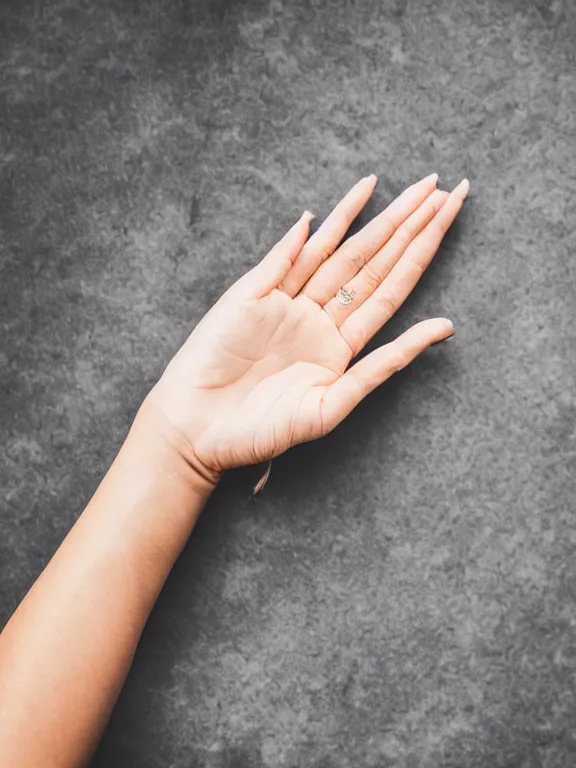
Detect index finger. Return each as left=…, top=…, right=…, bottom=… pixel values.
left=279, top=175, right=378, bottom=298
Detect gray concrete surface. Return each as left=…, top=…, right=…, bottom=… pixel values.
left=2, top=0, right=576, bottom=765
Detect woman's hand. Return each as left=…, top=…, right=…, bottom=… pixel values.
left=0, top=172, right=468, bottom=768
left=147, top=173, right=469, bottom=482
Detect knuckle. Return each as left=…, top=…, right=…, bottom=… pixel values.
left=408, top=257, right=424, bottom=277
left=401, top=220, right=418, bottom=242
left=375, top=292, right=397, bottom=319
left=427, top=219, right=445, bottom=241
left=340, top=243, right=367, bottom=271
left=362, top=262, right=382, bottom=290
left=317, top=242, right=334, bottom=264
left=393, top=354, right=408, bottom=372
left=433, top=195, right=447, bottom=213
left=376, top=212, right=396, bottom=237
left=370, top=218, right=396, bottom=250
left=387, top=347, right=408, bottom=372
left=309, top=240, right=333, bottom=266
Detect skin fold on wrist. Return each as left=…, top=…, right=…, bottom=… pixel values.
left=133, top=395, right=221, bottom=497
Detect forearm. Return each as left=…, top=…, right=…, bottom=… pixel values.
left=0, top=402, right=215, bottom=768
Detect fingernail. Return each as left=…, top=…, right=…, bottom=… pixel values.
left=365, top=173, right=378, bottom=183
left=425, top=172, right=439, bottom=186
left=452, top=178, right=470, bottom=198
left=302, top=210, right=316, bottom=223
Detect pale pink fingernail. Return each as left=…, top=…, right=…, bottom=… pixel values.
left=441, top=318, right=455, bottom=333
left=452, top=178, right=470, bottom=198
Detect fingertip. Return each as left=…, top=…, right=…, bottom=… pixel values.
left=418, top=172, right=439, bottom=187
left=438, top=316, right=454, bottom=334
left=452, top=178, right=470, bottom=199
left=364, top=173, right=378, bottom=186
left=347, top=174, right=378, bottom=196
left=425, top=318, right=454, bottom=346
left=302, top=210, right=316, bottom=223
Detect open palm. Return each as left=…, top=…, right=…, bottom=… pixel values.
left=150, top=173, right=469, bottom=476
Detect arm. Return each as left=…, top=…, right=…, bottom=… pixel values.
left=0, top=405, right=217, bottom=767
left=0, top=173, right=468, bottom=767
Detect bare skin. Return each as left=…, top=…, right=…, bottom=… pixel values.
left=0, top=173, right=469, bottom=767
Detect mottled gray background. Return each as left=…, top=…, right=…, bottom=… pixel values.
left=2, top=0, right=576, bottom=765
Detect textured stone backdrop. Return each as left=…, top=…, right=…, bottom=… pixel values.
left=2, top=0, right=576, bottom=766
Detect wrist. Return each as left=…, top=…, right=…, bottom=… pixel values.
left=129, top=396, right=221, bottom=499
